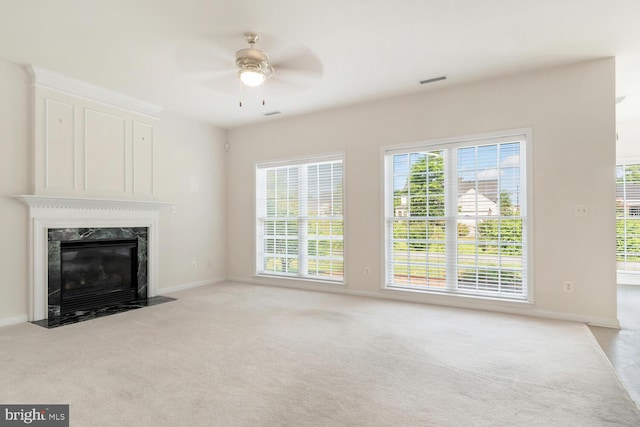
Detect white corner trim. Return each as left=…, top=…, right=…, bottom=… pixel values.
left=15, top=195, right=172, bottom=212
left=27, top=65, right=162, bottom=118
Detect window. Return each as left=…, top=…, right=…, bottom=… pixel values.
left=384, top=131, right=530, bottom=300
left=256, top=155, right=344, bottom=282
left=616, top=164, right=640, bottom=272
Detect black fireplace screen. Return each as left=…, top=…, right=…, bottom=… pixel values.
left=60, top=239, right=138, bottom=314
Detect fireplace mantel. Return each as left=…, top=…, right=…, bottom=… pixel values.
left=15, top=195, right=172, bottom=211
left=15, top=195, right=171, bottom=321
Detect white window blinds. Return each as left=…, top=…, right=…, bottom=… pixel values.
left=385, top=133, right=529, bottom=300
left=616, top=164, right=640, bottom=272
left=256, top=155, right=344, bottom=282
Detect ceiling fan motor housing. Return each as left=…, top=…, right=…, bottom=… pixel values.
left=235, top=47, right=274, bottom=79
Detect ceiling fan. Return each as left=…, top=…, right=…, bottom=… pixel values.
left=235, top=32, right=274, bottom=87
left=176, top=31, right=323, bottom=96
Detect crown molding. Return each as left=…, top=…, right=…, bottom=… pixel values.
left=26, top=65, right=162, bottom=118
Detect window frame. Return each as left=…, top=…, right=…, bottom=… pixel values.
left=254, top=152, right=346, bottom=284
left=616, top=161, right=640, bottom=281
left=381, top=129, right=534, bottom=302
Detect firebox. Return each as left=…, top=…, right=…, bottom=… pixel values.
left=59, top=238, right=139, bottom=315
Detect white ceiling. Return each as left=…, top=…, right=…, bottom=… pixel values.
left=1, top=0, right=639, bottom=129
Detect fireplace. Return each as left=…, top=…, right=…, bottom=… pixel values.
left=60, top=238, right=139, bottom=315
left=48, top=227, right=149, bottom=319
left=16, top=195, right=171, bottom=324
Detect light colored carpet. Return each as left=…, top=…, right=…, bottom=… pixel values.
left=1, top=282, right=638, bottom=426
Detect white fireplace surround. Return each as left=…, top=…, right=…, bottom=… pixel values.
left=15, top=195, right=171, bottom=321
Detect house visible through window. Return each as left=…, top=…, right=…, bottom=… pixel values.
left=616, top=164, right=640, bottom=273
left=256, top=155, right=344, bottom=282
left=384, top=131, right=530, bottom=300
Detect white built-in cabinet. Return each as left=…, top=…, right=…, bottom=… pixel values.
left=30, top=66, right=162, bottom=199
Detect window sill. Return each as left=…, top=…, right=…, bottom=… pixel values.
left=254, top=273, right=346, bottom=287
left=383, top=285, right=533, bottom=307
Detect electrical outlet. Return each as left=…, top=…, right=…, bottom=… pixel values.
left=364, top=267, right=371, bottom=276
left=191, top=261, right=197, bottom=269
left=563, top=281, right=574, bottom=292
left=574, top=205, right=588, bottom=217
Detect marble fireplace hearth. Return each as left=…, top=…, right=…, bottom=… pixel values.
left=32, top=295, right=175, bottom=328
left=16, top=195, right=174, bottom=327
left=35, top=226, right=174, bottom=328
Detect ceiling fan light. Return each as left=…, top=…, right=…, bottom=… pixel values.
left=239, top=69, right=265, bottom=87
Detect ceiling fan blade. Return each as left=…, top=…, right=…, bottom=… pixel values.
left=174, top=30, right=253, bottom=75
left=189, top=69, right=235, bottom=83
left=174, top=43, right=232, bottom=74
left=271, top=69, right=318, bottom=87
left=270, top=44, right=323, bottom=78
left=199, top=74, right=243, bottom=94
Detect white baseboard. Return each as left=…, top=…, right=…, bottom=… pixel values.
left=0, top=314, right=29, bottom=328
left=159, top=277, right=226, bottom=295
left=533, top=311, right=620, bottom=329
left=227, top=276, right=621, bottom=329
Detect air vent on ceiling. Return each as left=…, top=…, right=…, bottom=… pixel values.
left=420, top=76, right=447, bottom=85
left=264, top=111, right=281, bottom=116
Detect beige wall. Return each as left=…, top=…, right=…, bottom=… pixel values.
left=0, top=60, right=31, bottom=324
left=0, top=60, right=227, bottom=324
left=155, top=113, right=227, bottom=292
left=0, top=57, right=618, bottom=327
left=227, top=58, right=618, bottom=327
